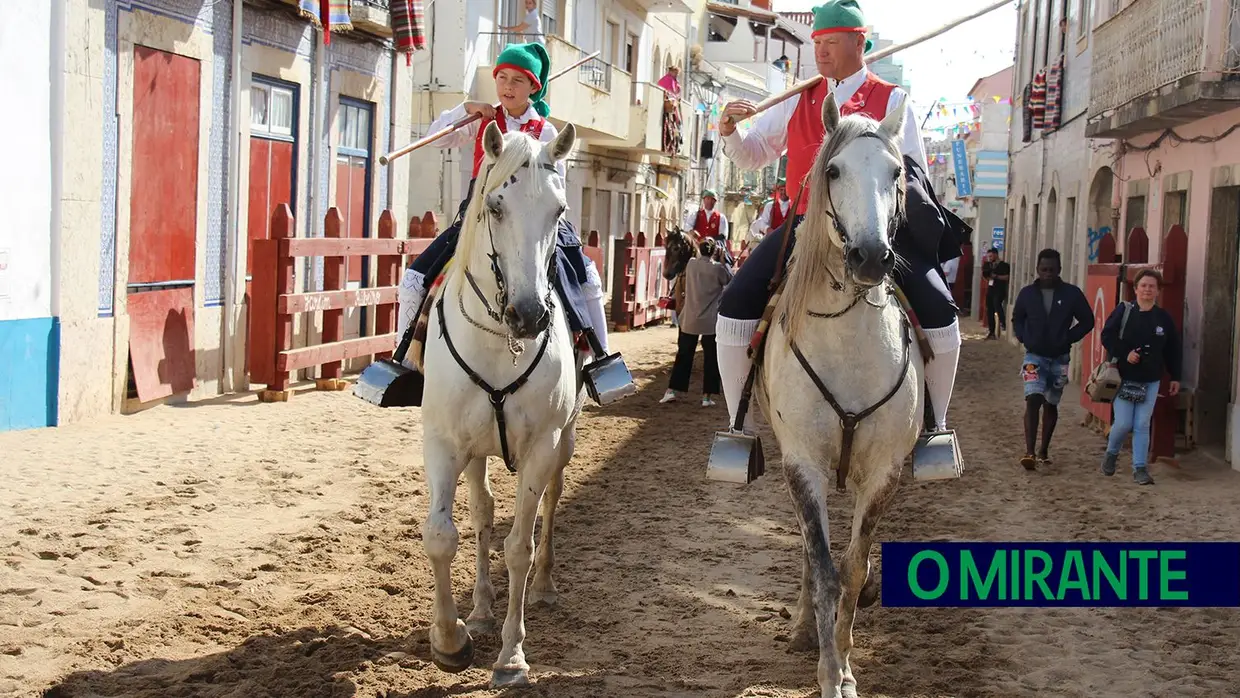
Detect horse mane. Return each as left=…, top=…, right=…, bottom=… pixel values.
left=447, top=130, right=548, bottom=296
left=779, top=115, right=906, bottom=343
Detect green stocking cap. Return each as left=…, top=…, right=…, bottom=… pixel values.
left=812, top=0, right=873, bottom=54
left=494, top=42, right=552, bottom=117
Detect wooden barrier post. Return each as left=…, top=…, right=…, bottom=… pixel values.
left=1150, top=224, right=1189, bottom=463
left=317, top=207, right=348, bottom=391
left=259, top=204, right=297, bottom=402
left=375, top=211, right=400, bottom=361
left=1126, top=227, right=1149, bottom=265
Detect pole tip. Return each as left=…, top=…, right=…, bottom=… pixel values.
left=379, top=156, right=389, bottom=166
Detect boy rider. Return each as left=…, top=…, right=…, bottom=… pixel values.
left=396, top=42, right=610, bottom=363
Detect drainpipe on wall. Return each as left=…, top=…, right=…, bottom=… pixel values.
left=222, top=0, right=243, bottom=393
left=387, top=46, right=397, bottom=213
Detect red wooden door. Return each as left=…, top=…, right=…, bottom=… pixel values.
left=130, top=46, right=199, bottom=284
left=247, top=138, right=295, bottom=277
left=127, top=46, right=201, bottom=402
left=336, top=155, right=369, bottom=283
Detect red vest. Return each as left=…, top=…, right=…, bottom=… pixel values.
left=471, top=108, right=546, bottom=178
left=694, top=209, right=722, bottom=238
left=769, top=198, right=787, bottom=231
left=785, top=72, right=897, bottom=215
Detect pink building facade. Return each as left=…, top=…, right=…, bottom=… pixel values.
left=1086, top=0, right=1240, bottom=467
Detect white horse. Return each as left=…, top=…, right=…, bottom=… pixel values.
left=419, top=121, right=583, bottom=688
left=754, top=94, right=924, bottom=698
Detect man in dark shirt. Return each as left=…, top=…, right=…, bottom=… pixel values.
left=1011, top=249, right=1095, bottom=470
left=981, top=247, right=1011, bottom=339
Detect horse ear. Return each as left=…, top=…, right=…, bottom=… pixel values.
left=549, top=123, right=576, bottom=162
left=880, top=92, right=908, bottom=141
left=822, top=91, right=841, bottom=134
left=482, top=120, right=504, bottom=161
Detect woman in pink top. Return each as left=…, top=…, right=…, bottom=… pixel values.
left=657, top=65, right=682, bottom=154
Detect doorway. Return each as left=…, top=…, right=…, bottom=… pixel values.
left=1199, top=186, right=1240, bottom=451
left=126, top=46, right=201, bottom=404
left=336, top=98, right=374, bottom=343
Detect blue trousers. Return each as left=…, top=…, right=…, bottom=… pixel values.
left=1106, top=380, right=1161, bottom=469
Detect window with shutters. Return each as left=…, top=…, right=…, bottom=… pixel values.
left=542, top=0, right=558, bottom=37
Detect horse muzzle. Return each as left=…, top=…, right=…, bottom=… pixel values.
left=844, top=242, right=896, bottom=287
left=504, top=297, right=552, bottom=338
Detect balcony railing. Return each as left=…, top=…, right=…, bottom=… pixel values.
left=577, top=51, right=613, bottom=93
left=1089, top=0, right=1207, bottom=117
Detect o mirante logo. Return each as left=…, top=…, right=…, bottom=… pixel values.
left=881, top=542, right=1240, bottom=607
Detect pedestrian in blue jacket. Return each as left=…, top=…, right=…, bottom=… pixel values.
left=1011, top=249, right=1095, bottom=469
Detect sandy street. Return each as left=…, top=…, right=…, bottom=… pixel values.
left=3, top=320, right=1240, bottom=698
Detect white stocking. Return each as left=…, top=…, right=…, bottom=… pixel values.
left=397, top=268, right=426, bottom=369
left=716, top=315, right=759, bottom=431
left=582, top=259, right=609, bottom=354
left=922, top=320, right=962, bottom=431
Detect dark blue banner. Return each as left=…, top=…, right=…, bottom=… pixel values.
left=880, top=542, right=1240, bottom=607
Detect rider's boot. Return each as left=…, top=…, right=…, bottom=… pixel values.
left=716, top=315, right=759, bottom=432
left=922, top=319, right=962, bottom=432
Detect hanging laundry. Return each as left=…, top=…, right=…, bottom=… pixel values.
left=1022, top=82, right=1034, bottom=143
left=1043, top=55, right=1065, bottom=130
left=300, top=0, right=353, bottom=45
left=391, top=0, right=427, bottom=64
left=1030, top=68, right=1047, bottom=131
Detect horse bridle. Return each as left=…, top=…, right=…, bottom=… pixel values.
left=819, top=130, right=904, bottom=265
left=462, top=160, right=562, bottom=361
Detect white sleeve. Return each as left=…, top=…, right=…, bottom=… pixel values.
left=683, top=209, right=697, bottom=232
left=426, top=103, right=479, bottom=150
left=537, top=120, right=568, bottom=180
left=718, top=213, right=729, bottom=239
left=751, top=202, right=772, bottom=237
left=888, top=88, right=927, bottom=170
left=720, top=96, right=797, bottom=171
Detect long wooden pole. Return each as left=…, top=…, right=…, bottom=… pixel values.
left=379, top=51, right=602, bottom=165
left=722, top=0, right=1015, bottom=126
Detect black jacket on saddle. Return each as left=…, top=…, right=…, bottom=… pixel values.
left=894, top=155, right=971, bottom=274
left=1100, top=303, right=1182, bottom=383
left=1011, top=279, right=1094, bottom=358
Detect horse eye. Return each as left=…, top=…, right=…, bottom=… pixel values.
left=557, top=205, right=567, bottom=218
left=489, top=202, right=503, bottom=219
left=827, top=164, right=840, bottom=180
left=893, top=168, right=901, bottom=181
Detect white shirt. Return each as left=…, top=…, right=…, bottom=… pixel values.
left=749, top=198, right=791, bottom=240
left=428, top=102, right=566, bottom=180
left=941, top=257, right=959, bottom=284
left=524, top=8, right=544, bottom=43
left=721, top=66, right=928, bottom=175
left=683, top=206, right=730, bottom=241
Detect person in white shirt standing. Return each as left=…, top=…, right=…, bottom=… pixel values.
left=712, top=0, right=963, bottom=439
left=499, top=0, right=545, bottom=45
left=748, top=178, right=791, bottom=243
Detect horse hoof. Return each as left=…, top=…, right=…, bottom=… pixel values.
left=840, top=677, right=859, bottom=698
left=466, top=617, right=496, bottom=636
left=529, top=589, right=559, bottom=608
left=490, top=667, right=530, bottom=688
left=430, top=636, right=474, bottom=674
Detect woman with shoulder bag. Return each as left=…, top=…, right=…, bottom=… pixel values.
left=660, top=238, right=733, bottom=407
left=1098, top=270, right=1182, bottom=485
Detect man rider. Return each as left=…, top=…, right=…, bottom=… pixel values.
left=714, top=0, right=966, bottom=437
